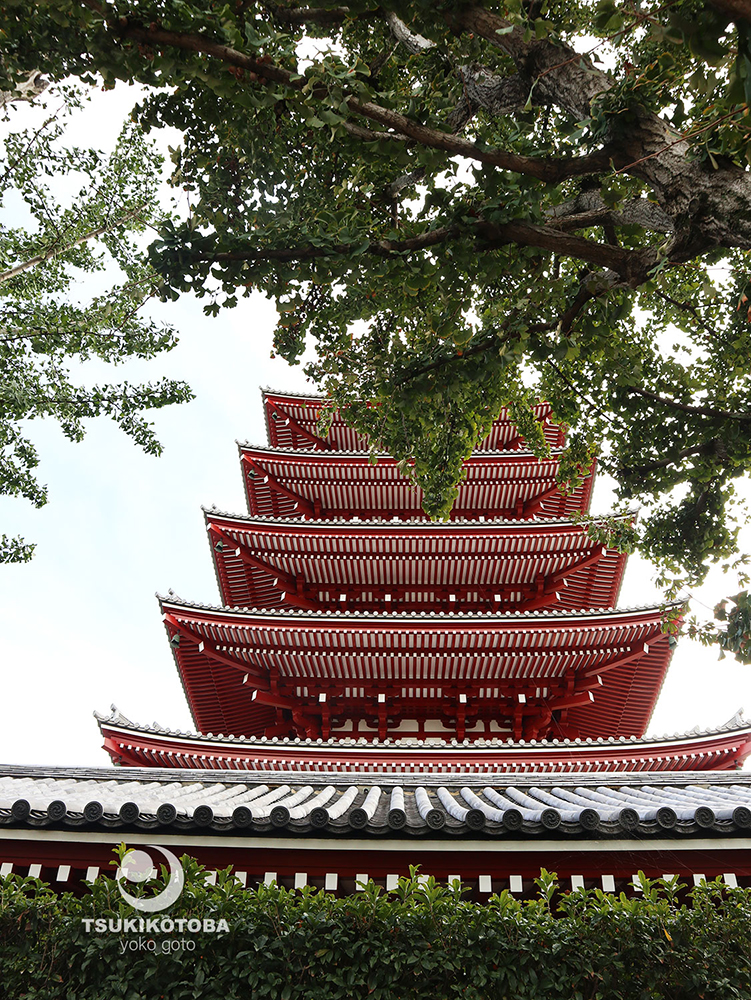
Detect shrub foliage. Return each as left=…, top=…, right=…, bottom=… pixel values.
left=1, top=857, right=751, bottom=999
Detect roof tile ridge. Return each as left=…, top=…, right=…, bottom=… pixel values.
left=262, top=389, right=559, bottom=419
left=201, top=510, right=634, bottom=529
left=156, top=597, right=681, bottom=619
left=96, top=712, right=751, bottom=748
left=4, top=761, right=751, bottom=787
left=237, top=441, right=569, bottom=459
left=262, top=387, right=331, bottom=403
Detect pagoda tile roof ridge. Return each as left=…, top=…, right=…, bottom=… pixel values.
left=261, top=388, right=555, bottom=411
left=237, top=441, right=567, bottom=461
left=262, top=386, right=331, bottom=403
left=94, top=707, right=751, bottom=749
left=202, top=506, right=636, bottom=530
left=158, top=593, right=680, bottom=621
left=4, top=763, right=751, bottom=839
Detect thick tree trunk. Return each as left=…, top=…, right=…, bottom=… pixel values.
left=456, top=6, right=751, bottom=254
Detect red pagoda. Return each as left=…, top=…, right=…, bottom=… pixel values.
left=3, top=389, right=751, bottom=897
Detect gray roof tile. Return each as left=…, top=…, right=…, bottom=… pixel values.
left=2, top=764, right=751, bottom=840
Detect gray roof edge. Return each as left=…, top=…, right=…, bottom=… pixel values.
left=236, top=441, right=568, bottom=460
left=199, top=507, right=637, bottom=529
left=93, top=710, right=751, bottom=750
left=156, top=593, right=682, bottom=620
left=1, top=761, right=750, bottom=790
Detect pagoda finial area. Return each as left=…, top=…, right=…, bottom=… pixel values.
left=262, top=390, right=567, bottom=455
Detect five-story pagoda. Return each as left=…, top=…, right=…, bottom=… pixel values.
left=5, top=388, right=751, bottom=899
left=98, top=390, right=748, bottom=771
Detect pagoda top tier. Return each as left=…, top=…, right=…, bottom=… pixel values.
left=262, top=389, right=567, bottom=453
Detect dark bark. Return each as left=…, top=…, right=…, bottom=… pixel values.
left=620, top=438, right=730, bottom=475
left=624, top=386, right=751, bottom=422
left=205, top=218, right=653, bottom=281
left=704, top=0, right=751, bottom=25
left=454, top=5, right=751, bottom=253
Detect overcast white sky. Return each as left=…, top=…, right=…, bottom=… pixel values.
left=1, top=83, right=750, bottom=768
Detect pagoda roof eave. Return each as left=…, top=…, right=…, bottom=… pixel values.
left=202, top=506, right=637, bottom=531
left=95, top=710, right=751, bottom=775
left=159, top=593, right=680, bottom=623
left=203, top=506, right=630, bottom=613
left=158, top=597, right=679, bottom=743
left=260, top=389, right=567, bottom=453
left=238, top=442, right=596, bottom=522
left=96, top=706, right=750, bottom=750
left=261, top=387, right=558, bottom=409
left=238, top=441, right=567, bottom=461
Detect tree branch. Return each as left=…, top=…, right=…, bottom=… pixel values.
left=454, top=66, right=528, bottom=122
left=454, top=6, right=611, bottom=119
left=543, top=356, right=613, bottom=422
left=395, top=266, right=618, bottom=388
left=382, top=68, right=528, bottom=201
left=624, top=386, right=751, bottom=422
left=548, top=194, right=675, bottom=234
left=650, top=289, right=731, bottom=346
left=702, top=0, right=751, bottom=27
left=385, top=13, right=435, bottom=54
left=201, top=216, right=652, bottom=281
left=473, top=219, right=654, bottom=280
left=0, top=69, right=49, bottom=111
left=211, top=225, right=460, bottom=263
left=0, top=203, right=148, bottom=284
left=116, top=20, right=613, bottom=183
left=557, top=274, right=610, bottom=334
left=620, top=438, right=728, bottom=476
left=347, top=98, right=613, bottom=180
left=394, top=336, right=497, bottom=386
left=341, top=121, right=407, bottom=142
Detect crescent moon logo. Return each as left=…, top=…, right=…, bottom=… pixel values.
left=116, top=846, right=185, bottom=913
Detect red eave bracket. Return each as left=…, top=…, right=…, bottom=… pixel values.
left=242, top=455, right=317, bottom=518
left=266, top=400, right=332, bottom=451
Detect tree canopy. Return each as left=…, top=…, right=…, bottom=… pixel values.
left=4, top=2, right=751, bottom=623
left=0, top=83, right=192, bottom=563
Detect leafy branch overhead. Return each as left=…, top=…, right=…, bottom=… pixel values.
left=5, top=3, right=751, bottom=598
left=0, top=85, right=192, bottom=563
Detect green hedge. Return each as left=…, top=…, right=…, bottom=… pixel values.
left=2, top=856, right=751, bottom=999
